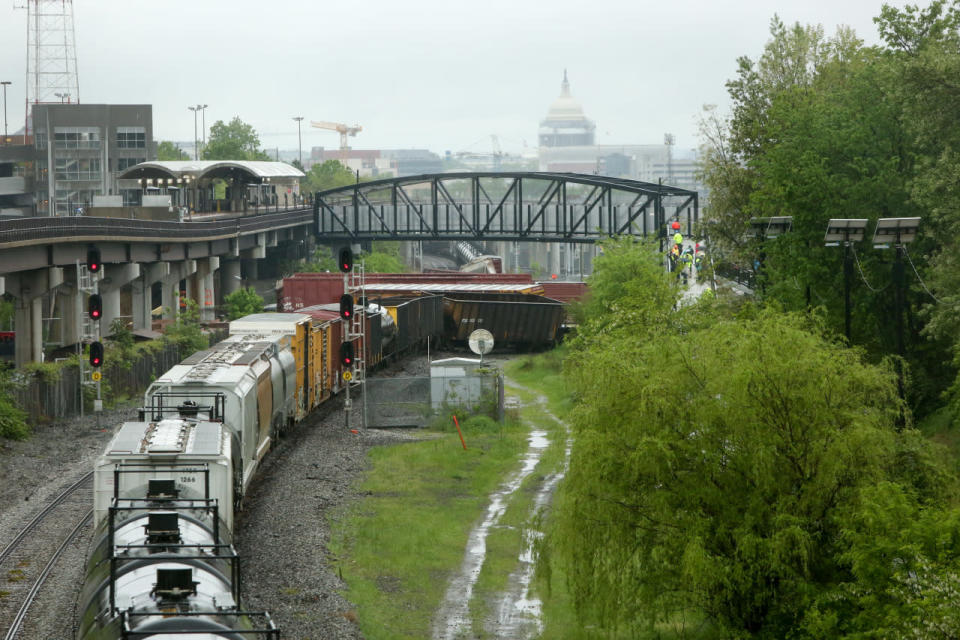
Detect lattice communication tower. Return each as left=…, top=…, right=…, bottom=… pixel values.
left=24, top=0, right=80, bottom=134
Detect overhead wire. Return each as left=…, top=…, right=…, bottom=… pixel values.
left=850, top=245, right=888, bottom=293
left=902, top=245, right=943, bottom=304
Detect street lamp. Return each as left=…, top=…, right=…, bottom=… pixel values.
left=188, top=105, right=201, bottom=160
left=199, top=104, right=208, bottom=148
left=0, top=81, right=10, bottom=144
left=54, top=92, right=71, bottom=103
left=292, top=116, right=304, bottom=168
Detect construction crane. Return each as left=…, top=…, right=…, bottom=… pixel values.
left=310, top=120, right=363, bottom=150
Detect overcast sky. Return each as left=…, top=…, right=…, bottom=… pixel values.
left=0, top=0, right=909, bottom=156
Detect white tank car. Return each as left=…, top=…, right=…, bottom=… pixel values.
left=145, top=333, right=297, bottom=495
left=76, top=400, right=278, bottom=639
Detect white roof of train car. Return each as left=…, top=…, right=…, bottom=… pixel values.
left=228, top=313, right=311, bottom=335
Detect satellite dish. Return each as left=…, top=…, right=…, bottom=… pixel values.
left=468, top=329, right=494, bottom=357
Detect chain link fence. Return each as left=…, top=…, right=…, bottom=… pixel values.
left=364, top=372, right=503, bottom=428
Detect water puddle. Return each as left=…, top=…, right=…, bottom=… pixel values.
left=432, top=387, right=572, bottom=640
left=431, top=426, right=549, bottom=640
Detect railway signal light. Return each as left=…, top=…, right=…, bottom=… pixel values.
left=87, top=247, right=101, bottom=273
left=338, top=247, right=353, bottom=273
left=339, top=294, right=353, bottom=320
left=88, top=294, right=102, bottom=320
left=89, top=341, right=104, bottom=368
left=340, top=341, right=354, bottom=367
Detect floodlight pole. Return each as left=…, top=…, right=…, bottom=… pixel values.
left=894, top=240, right=905, bottom=358
left=844, top=239, right=853, bottom=342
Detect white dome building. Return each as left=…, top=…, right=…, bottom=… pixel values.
left=538, top=71, right=596, bottom=148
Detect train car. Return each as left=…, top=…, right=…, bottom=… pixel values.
left=77, top=302, right=445, bottom=640
left=443, top=293, right=565, bottom=349
left=296, top=305, right=345, bottom=407
left=76, top=395, right=278, bottom=639
left=278, top=271, right=535, bottom=310
left=375, top=295, right=444, bottom=355
left=145, top=333, right=295, bottom=495
left=227, top=313, right=311, bottom=422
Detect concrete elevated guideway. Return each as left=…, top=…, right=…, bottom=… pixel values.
left=0, top=207, right=314, bottom=366
left=0, top=172, right=698, bottom=366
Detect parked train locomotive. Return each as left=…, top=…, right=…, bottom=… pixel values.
left=76, top=303, right=441, bottom=639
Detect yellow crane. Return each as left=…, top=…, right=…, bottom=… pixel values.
left=310, top=120, right=363, bottom=150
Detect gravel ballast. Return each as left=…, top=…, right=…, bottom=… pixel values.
left=0, top=353, right=445, bottom=639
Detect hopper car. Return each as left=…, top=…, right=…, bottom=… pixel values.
left=76, top=299, right=442, bottom=639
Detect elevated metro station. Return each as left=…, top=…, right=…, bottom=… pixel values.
left=115, top=160, right=305, bottom=217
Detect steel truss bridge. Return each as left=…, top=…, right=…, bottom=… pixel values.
left=315, top=172, right=699, bottom=244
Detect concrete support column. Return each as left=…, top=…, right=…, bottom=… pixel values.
left=14, top=297, right=43, bottom=365
left=550, top=242, right=561, bottom=280
left=161, top=279, right=180, bottom=322
left=100, top=264, right=140, bottom=330
left=222, top=259, right=242, bottom=297
left=195, top=257, right=218, bottom=323
left=241, top=258, right=259, bottom=281
left=101, top=288, right=121, bottom=331
left=9, top=267, right=63, bottom=366
left=161, top=260, right=197, bottom=322
left=60, top=288, right=84, bottom=346
left=132, top=262, right=170, bottom=332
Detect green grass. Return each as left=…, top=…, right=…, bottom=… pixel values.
left=329, top=417, right=532, bottom=639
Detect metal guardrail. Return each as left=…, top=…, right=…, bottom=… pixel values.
left=0, top=207, right=313, bottom=247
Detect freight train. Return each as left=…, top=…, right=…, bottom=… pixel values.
left=76, top=298, right=442, bottom=640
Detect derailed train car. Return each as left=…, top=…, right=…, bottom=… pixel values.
left=77, top=301, right=443, bottom=639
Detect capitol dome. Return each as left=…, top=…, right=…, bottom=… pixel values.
left=545, top=71, right=587, bottom=121
left=539, top=70, right=595, bottom=148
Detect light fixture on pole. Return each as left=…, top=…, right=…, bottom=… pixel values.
left=0, top=81, right=10, bottom=144
left=54, top=92, right=71, bottom=103
left=872, top=217, right=920, bottom=357
left=188, top=105, right=200, bottom=160
left=824, top=218, right=868, bottom=342
left=199, top=104, right=208, bottom=147
left=873, top=216, right=921, bottom=429
left=292, top=116, right=304, bottom=167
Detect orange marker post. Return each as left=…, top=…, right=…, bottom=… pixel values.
left=453, top=415, right=467, bottom=450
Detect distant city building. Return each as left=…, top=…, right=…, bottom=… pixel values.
left=31, top=104, right=156, bottom=215
left=1, top=104, right=156, bottom=217
left=535, top=72, right=704, bottom=195
left=539, top=70, right=596, bottom=148
left=309, top=147, right=443, bottom=178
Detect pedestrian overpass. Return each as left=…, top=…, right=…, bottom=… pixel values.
left=314, top=172, right=699, bottom=243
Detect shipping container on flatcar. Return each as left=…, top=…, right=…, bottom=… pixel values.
left=443, top=293, right=564, bottom=349
left=228, top=313, right=311, bottom=421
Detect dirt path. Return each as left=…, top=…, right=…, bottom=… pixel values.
left=431, top=380, right=571, bottom=640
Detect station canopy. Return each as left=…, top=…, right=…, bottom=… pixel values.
left=117, top=160, right=305, bottom=183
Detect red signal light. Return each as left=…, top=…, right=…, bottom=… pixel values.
left=88, top=294, right=102, bottom=321
left=87, top=248, right=101, bottom=273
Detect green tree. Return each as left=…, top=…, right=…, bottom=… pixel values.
left=157, top=140, right=187, bottom=161
left=163, top=299, right=208, bottom=355
left=300, top=159, right=357, bottom=194
left=549, top=239, right=955, bottom=637
left=202, top=117, right=271, bottom=161
left=224, top=287, right=265, bottom=320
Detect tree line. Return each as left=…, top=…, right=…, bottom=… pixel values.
left=545, top=2, right=960, bottom=636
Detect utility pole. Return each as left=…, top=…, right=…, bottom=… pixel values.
left=1, top=81, right=10, bottom=143
left=293, top=116, right=304, bottom=167
left=188, top=105, right=200, bottom=160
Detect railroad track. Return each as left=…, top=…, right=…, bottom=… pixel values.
left=0, top=471, right=94, bottom=639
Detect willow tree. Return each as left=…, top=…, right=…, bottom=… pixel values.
left=549, top=240, right=953, bottom=636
